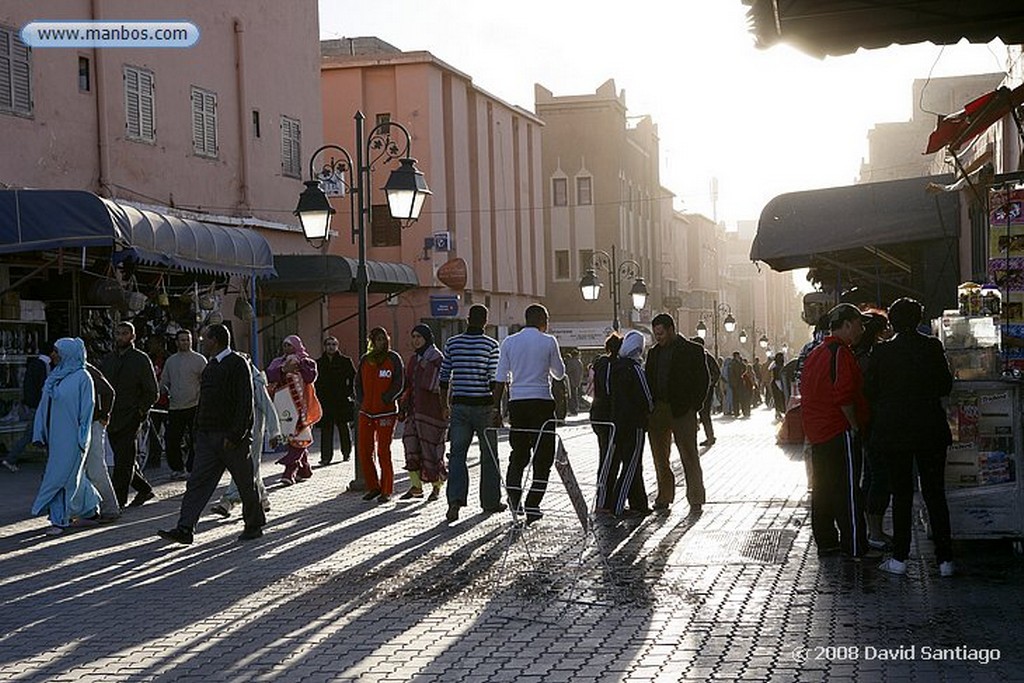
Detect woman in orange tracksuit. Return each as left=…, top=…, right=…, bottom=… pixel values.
left=355, top=327, right=404, bottom=503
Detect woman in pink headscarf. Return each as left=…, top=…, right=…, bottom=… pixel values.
left=266, top=335, right=321, bottom=485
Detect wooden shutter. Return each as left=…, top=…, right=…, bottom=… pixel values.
left=0, top=30, right=11, bottom=110
left=191, top=87, right=217, bottom=155
left=138, top=69, right=154, bottom=140
left=1, top=28, right=32, bottom=115
left=125, top=67, right=140, bottom=137
left=281, top=116, right=300, bottom=177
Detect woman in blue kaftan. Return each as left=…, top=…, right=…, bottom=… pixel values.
left=32, top=337, right=100, bottom=535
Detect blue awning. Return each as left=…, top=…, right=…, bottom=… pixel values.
left=0, top=189, right=276, bottom=278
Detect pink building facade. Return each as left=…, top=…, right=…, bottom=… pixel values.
left=0, top=1, right=324, bottom=360
left=318, top=38, right=546, bottom=354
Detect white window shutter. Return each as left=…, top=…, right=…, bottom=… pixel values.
left=191, top=88, right=203, bottom=152
left=139, top=70, right=154, bottom=140
left=204, top=91, right=217, bottom=154
left=125, top=68, right=140, bottom=137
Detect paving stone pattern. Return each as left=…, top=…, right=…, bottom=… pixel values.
left=0, top=409, right=1020, bottom=682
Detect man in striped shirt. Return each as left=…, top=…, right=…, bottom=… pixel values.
left=440, top=304, right=504, bottom=522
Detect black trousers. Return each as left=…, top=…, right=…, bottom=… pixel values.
left=165, top=406, right=197, bottom=472
left=886, top=448, right=952, bottom=563
left=506, top=399, right=556, bottom=517
left=598, top=426, right=648, bottom=515
left=319, top=411, right=352, bottom=464
left=109, top=418, right=153, bottom=506
left=699, top=389, right=715, bottom=441
left=177, top=430, right=265, bottom=533
left=810, top=430, right=868, bottom=557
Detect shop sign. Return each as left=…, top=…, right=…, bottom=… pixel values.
left=430, top=294, right=460, bottom=318
left=436, top=258, right=467, bottom=290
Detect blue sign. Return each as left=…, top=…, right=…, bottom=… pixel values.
left=430, top=295, right=460, bottom=317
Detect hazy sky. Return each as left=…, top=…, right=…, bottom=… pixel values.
left=319, top=1, right=1010, bottom=227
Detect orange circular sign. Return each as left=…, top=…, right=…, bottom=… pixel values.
left=437, top=257, right=468, bottom=290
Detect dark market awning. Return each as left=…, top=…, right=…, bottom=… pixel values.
left=750, top=175, right=959, bottom=272
left=262, top=254, right=418, bottom=295
left=0, top=189, right=276, bottom=278
left=742, top=0, right=1024, bottom=58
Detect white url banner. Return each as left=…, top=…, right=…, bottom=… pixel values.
left=20, top=21, right=200, bottom=48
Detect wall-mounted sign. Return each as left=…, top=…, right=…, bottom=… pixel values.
left=430, top=294, right=460, bottom=318
left=436, top=257, right=468, bottom=290
left=432, top=231, right=451, bottom=251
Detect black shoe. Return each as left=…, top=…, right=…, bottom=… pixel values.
left=653, top=501, right=670, bottom=511
left=688, top=504, right=703, bottom=517
left=816, top=544, right=841, bottom=557
left=362, top=489, right=381, bottom=501
left=525, top=511, right=544, bottom=526
left=128, top=490, right=156, bottom=508
left=426, top=489, right=440, bottom=503
left=482, top=503, right=508, bottom=514
left=157, top=527, right=193, bottom=545
left=238, top=527, right=263, bottom=541
left=446, top=503, right=461, bottom=522
left=210, top=503, right=231, bottom=518
left=319, top=458, right=333, bottom=467
left=376, top=493, right=391, bottom=503
left=342, top=454, right=351, bottom=462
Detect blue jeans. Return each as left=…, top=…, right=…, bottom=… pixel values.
left=447, top=403, right=501, bottom=509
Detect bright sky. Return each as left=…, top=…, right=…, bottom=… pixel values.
left=319, top=1, right=1010, bottom=228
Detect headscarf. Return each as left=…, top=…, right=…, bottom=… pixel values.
left=42, top=337, right=87, bottom=398
left=619, top=330, right=645, bottom=362
left=282, top=334, right=309, bottom=360
left=411, top=324, right=435, bottom=356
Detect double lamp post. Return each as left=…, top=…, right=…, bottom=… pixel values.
left=294, top=112, right=431, bottom=363
left=695, top=300, right=736, bottom=359
left=579, top=245, right=648, bottom=332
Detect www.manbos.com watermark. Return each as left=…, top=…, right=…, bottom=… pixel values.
left=20, top=21, right=200, bottom=48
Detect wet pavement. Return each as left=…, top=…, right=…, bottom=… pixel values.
left=0, top=407, right=1021, bottom=682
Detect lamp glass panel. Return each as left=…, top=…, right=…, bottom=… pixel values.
left=299, top=210, right=331, bottom=241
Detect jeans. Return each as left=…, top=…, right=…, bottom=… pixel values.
left=447, top=403, right=501, bottom=509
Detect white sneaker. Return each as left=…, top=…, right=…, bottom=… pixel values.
left=878, top=557, right=907, bottom=575
left=939, top=561, right=955, bottom=577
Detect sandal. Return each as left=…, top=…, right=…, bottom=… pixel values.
left=399, top=487, right=424, bottom=500
left=426, top=489, right=440, bottom=502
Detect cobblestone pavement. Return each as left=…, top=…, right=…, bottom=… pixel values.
left=1, top=408, right=1021, bottom=682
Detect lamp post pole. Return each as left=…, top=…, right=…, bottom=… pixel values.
left=295, top=112, right=431, bottom=492
left=579, top=244, right=648, bottom=332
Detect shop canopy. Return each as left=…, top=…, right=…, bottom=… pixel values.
left=261, top=254, right=418, bottom=295
left=925, top=83, right=1024, bottom=154
left=742, top=0, right=1024, bottom=58
left=750, top=175, right=960, bottom=272
left=0, top=189, right=276, bottom=278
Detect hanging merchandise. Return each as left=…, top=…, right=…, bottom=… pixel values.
left=234, top=279, right=255, bottom=322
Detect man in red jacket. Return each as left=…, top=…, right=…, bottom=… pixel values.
left=801, top=303, right=874, bottom=559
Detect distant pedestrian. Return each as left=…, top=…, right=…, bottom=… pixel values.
left=31, top=338, right=100, bottom=535
left=1, top=339, right=50, bottom=473
left=866, top=298, right=955, bottom=577
left=693, top=337, right=719, bottom=447
left=315, top=336, right=356, bottom=466
left=565, top=350, right=585, bottom=415
left=398, top=324, right=447, bottom=501
left=158, top=324, right=264, bottom=545
left=355, top=327, right=404, bottom=503
left=769, top=352, right=787, bottom=420
left=800, top=304, right=872, bottom=559
left=645, top=313, right=709, bottom=515
left=101, top=322, right=158, bottom=508
left=267, top=335, right=320, bottom=486
left=493, top=304, right=566, bottom=525
left=439, top=305, right=504, bottom=522
left=597, top=330, right=653, bottom=517
left=589, top=333, right=623, bottom=487
left=159, top=329, right=206, bottom=477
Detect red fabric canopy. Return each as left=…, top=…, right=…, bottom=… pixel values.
left=925, top=83, right=1024, bottom=155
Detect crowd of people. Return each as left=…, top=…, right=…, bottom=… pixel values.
left=12, top=297, right=956, bottom=577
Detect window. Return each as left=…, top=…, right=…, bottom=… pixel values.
left=281, top=115, right=301, bottom=178
left=576, top=176, right=592, bottom=205
left=371, top=204, right=401, bottom=247
left=554, top=250, right=570, bottom=280
left=78, top=56, right=90, bottom=92
left=252, top=110, right=261, bottom=138
left=1, top=26, right=32, bottom=115
left=124, top=65, right=155, bottom=142
left=552, top=177, right=568, bottom=207
left=190, top=86, right=217, bottom=157
left=578, top=249, right=593, bottom=276
left=375, top=112, right=391, bottom=127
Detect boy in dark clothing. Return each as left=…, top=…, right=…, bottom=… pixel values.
left=2, top=340, right=51, bottom=472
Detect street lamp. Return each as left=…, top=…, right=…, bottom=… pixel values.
left=759, top=334, right=769, bottom=349
left=739, top=329, right=748, bottom=345
left=696, top=319, right=708, bottom=340
left=578, top=244, right=648, bottom=331
left=294, top=113, right=431, bottom=490
left=706, top=300, right=734, bottom=359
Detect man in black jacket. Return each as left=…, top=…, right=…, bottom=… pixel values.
left=315, top=336, right=355, bottom=465
left=101, top=322, right=158, bottom=507
left=645, top=313, right=710, bottom=515
left=158, top=324, right=263, bottom=545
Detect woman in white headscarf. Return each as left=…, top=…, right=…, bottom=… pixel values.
left=31, top=337, right=100, bottom=535
left=597, top=330, right=654, bottom=517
